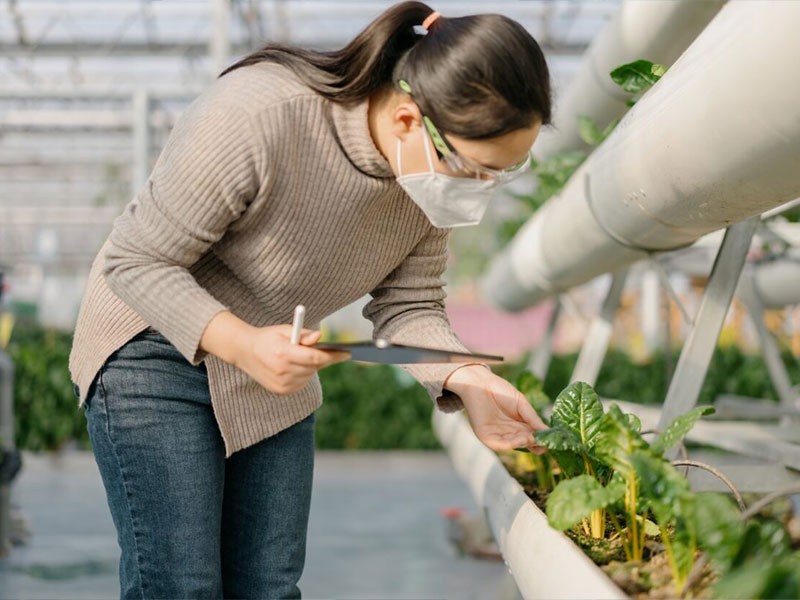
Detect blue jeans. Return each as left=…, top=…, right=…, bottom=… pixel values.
left=78, top=329, right=315, bottom=599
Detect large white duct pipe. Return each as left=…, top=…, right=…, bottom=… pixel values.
left=483, top=0, right=800, bottom=311
left=748, top=250, right=800, bottom=310
left=535, top=0, right=724, bottom=160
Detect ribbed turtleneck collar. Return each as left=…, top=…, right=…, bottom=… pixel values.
left=330, top=98, right=395, bottom=179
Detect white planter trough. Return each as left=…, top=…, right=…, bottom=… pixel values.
left=432, top=410, right=627, bottom=600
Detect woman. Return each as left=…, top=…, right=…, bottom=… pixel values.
left=69, top=2, right=552, bottom=598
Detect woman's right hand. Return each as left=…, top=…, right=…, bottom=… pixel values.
left=200, top=311, right=350, bottom=394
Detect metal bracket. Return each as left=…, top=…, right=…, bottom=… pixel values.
left=570, top=270, right=628, bottom=386
left=658, top=217, right=760, bottom=433
left=527, top=300, right=562, bottom=381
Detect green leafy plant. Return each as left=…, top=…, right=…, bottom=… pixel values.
left=630, top=451, right=697, bottom=591
left=497, top=351, right=800, bottom=597
left=537, top=383, right=620, bottom=539
left=316, top=361, right=440, bottom=450
left=7, top=325, right=89, bottom=451
left=511, top=370, right=558, bottom=491
left=578, top=115, right=618, bottom=147
left=537, top=382, right=716, bottom=593
left=610, top=59, right=668, bottom=106
left=5, top=323, right=444, bottom=452
left=695, top=490, right=800, bottom=599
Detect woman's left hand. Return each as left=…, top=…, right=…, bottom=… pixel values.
left=444, top=365, right=548, bottom=453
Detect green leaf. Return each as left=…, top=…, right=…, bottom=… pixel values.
left=694, top=493, right=745, bottom=571
left=671, top=526, right=697, bottom=586
left=549, top=449, right=587, bottom=479
left=651, top=406, right=715, bottom=456
left=610, top=59, right=668, bottom=94
left=593, top=404, right=648, bottom=475
left=732, top=519, right=792, bottom=569
left=651, top=63, right=667, bottom=78
left=535, top=426, right=586, bottom=477
left=641, top=517, right=660, bottom=538
left=535, top=151, right=586, bottom=191
left=550, top=382, right=604, bottom=449
left=515, top=370, right=551, bottom=414
left=713, top=559, right=800, bottom=600
left=578, top=115, right=618, bottom=147
left=546, top=475, right=625, bottom=531
left=578, top=115, right=604, bottom=146
left=624, top=412, right=642, bottom=433
left=535, top=427, right=583, bottom=452
left=630, top=450, right=691, bottom=525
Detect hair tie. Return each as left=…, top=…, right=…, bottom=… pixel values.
left=422, top=11, right=441, bottom=31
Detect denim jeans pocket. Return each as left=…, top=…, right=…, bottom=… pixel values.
left=81, top=363, right=108, bottom=412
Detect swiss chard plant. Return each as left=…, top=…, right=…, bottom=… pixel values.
left=510, top=370, right=559, bottom=491
left=536, top=381, right=716, bottom=594
left=695, top=489, right=800, bottom=599
left=537, top=382, right=617, bottom=539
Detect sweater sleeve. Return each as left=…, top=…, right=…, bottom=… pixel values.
left=102, top=93, right=265, bottom=365
left=363, top=225, right=486, bottom=412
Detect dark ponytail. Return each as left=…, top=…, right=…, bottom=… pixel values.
left=221, top=1, right=551, bottom=138
left=220, top=2, right=431, bottom=103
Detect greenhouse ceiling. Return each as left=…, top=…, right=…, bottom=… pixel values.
left=0, top=0, right=619, bottom=269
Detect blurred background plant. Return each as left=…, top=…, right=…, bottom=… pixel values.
left=7, top=323, right=799, bottom=453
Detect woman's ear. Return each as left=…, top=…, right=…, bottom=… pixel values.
left=391, top=101, right=423, bottom=142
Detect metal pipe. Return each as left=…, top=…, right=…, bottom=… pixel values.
left=535, top=0, right=725, bottom=160
left=658, top=217, right=759, bottom=435
left=132, top=89, right=151, bottom=194
left=483, top=1, right=800, bottom=311
left=571, top=270, right=627, bottom=385
left=749, top=249, right=800, bottom=309
left=210, top=0, right=231, bottom=77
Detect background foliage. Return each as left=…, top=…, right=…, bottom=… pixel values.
left=4, top=324, right=799, bottom=452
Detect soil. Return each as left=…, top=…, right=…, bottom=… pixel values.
left=602, top=552, right=717, bottom=599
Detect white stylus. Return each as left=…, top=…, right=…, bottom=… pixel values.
left=290, top=304, right=306, bottom=345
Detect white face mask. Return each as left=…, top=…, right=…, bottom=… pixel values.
left=395, top=128, right=497, bottom=229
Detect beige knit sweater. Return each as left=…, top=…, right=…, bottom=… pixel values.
left=69, top=62, right=474, bottom=456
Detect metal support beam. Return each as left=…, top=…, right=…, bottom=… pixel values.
left=527, top=301, right=561, bottom=381
left=131, top=89, right=150, bottom=196
left=571, top=271, right=627, bottom=386
left=210, top=0, right=231, bottom=77
left=658, top=217, right=760, bottom=431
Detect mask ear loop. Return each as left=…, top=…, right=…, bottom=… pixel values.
left=419, top=126, right=436, bottom=173
left=396, top=139, right=404, bottom=176
left=396, top=125, right=437, bottom=177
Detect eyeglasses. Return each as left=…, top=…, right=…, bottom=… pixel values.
left=397, top=79, right=532, bottom=183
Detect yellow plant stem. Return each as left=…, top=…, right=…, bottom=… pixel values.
left=626, top=468, right=643, bottom=561
left=590, top=508, right=605, bottom=539
left=580, top=454, right=606, bottom=539
left=581, top=517, right=591, bottom=537
left=660, top=523, right=686, bottom=594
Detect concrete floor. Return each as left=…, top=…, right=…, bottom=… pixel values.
left=0, top=450, right=518, bottom=600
